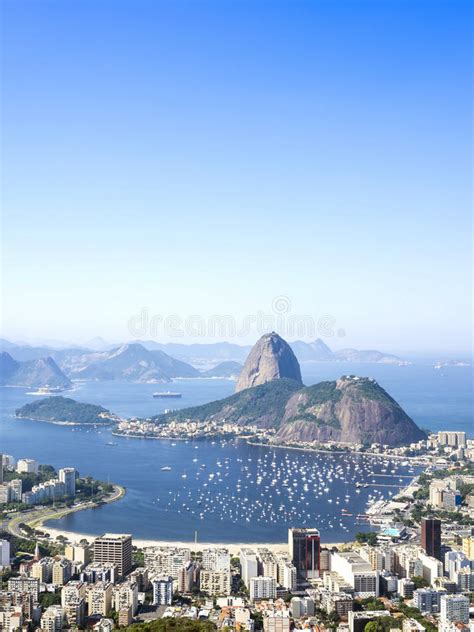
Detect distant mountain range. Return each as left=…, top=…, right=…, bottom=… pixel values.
left=0, top=337, right=407, bottom=366
left=67, top=343, right=199, bottom=382
left=0, top=336, right=408, bottom=388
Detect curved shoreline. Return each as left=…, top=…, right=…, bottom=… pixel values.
left=6, top=484, right=125, bottom=538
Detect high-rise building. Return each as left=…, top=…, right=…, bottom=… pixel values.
left=144, top=546, right=191, bottom=579
left=52, top=558, right=72, bottom=586
left=330, top=551, right=378, bottom=597
left=437, top=431, right=467, bottom=448
left=151, top=576, right=173, bottom=605
left=63, top=598, right=86, bottom=628
left=58, top=468, right=76, bottom=497
left=177, top=561, right=197, bottom=593
left=40, top=605, right=63, bottom=632
left=8, top=576, right=40, bottom=601
left=413, top=588, right=444, bottom=614
left=240, top=548, right=258, bottom=588
left=418, top=553, right=443, bottom=585
left=461, top=536, right=474, bottom=560
left=113, top=580, right=138, bottom=615
left=93, top=534, right=132, bottom=577
left=421, top=519, right=441, bottom=560
left=87, top=582, right=113, bottom=616
left=0, top=539, right=11, bottom=567
left=0, top=454, right=3, bottom=484
left=61, top=581, right=87, bottom=608
left=199, top=570, right=231, bottom=596
left=440, top=594, right=469, bottom=624
left=65, top=543, right=90, bottom=565
left=349, top=611, right=391, bottom=632
left=249, top=576, right=277, bottom=602
left=288, top=528, right=321, bottom=583
left=201, top=548, right=230, bottom=572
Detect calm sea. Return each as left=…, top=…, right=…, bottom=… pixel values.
left=0, top=362, right=472, bottom=543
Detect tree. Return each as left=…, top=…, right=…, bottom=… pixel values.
left=412, top=576, right=429, bottom=589
left=40, top=592, right=61, bottom=608
left=364, top=617, right=400, bottom=632
left=356, top=532, right=378, bottom=546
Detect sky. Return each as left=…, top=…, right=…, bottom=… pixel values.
left=1, top=0, right=472, bottom=354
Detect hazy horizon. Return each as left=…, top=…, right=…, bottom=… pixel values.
left=1, top=331, right=472, bottom=360
left=2, top=1, right=472, bottom=356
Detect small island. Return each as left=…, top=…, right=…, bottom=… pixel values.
left=15, top=396, right=117, bottom=426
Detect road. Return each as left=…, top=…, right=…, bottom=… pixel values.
left=2, top=484, right=125, bottom=538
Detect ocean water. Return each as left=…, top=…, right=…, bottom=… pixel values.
left=0, top=362, right=472, bottom=543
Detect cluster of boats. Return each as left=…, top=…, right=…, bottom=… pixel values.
left=153, top=445, right=419, bottom=538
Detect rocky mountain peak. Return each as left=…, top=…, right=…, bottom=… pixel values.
left=235, top=332, right=303, bottom=393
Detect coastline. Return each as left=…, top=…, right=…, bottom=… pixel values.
left=6, top=484, right=125, bottom=538
left=111, top=432, right=429, bottom=463
left=37, top=525, right=344, bottom=555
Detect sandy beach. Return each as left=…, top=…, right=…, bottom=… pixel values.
left=42, top=525, right=344, bottom=556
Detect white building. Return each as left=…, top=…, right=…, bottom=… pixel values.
left=152, top=576, right=173, bottom=605
left=0, top=539, right=11, bottom=567
left=240, top=548, right=258, bottom=588
left=257, top=548, right=279, bottom=582
left=201, top=548, right=230, bottom=572
left=58, top=467, right=76, bottom=497
left=199, top=570, right=231, bottom=596
left=87, top=582, right=113, bottom=616
left=0, top=606, right=22, bottom=632
left=144, top=546, right=190, bottom=579
left=113, top=580, right=138, bottom=614
left=440, top=594, right=469, bottom=624
left=61, top=581, right=87, bottom=607
left=418, top=553, right=443, bottom=585
left=438, top=432, right=467, bottom=448
left=0, top=479, right=23, bottom=504
left=330, top=551, right=378, bottom=597
left=249, top=576, right=276, bottom=602
left=40, top=605, right=63, bottom=632
left=16, top=459, right=38, bottom=474
left=445, top=551, right=472, bottom=581
left=8, top=576, right=40, bottom=600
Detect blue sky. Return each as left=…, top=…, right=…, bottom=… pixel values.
left=1, top=0, right=472, bottom=354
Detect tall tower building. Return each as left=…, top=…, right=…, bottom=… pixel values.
left=288, top=528, right=321, bottom=583
left=93, top=534, right=132, bottom=577
left=58, top=468, right=76, bottom=497
left=0, top=454, right=3, bottom=484
left=421, top=518, right=441, bottom=560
